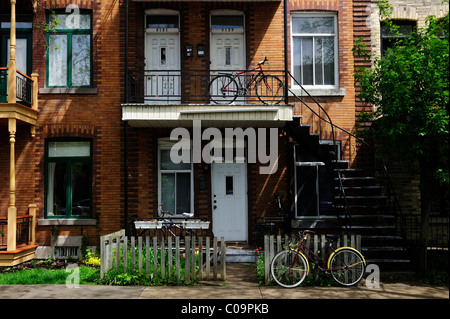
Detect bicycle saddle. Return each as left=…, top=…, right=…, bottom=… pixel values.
left=183, top=212, right=194, bottom=218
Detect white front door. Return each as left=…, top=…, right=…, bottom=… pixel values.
left=210, top=33, right=245, bottom=72
left=145, top=32, right=180, bottom=104
left=212, top=162, right=248, bottom=241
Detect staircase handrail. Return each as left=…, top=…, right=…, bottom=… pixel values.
left=286, top=71, right=405, bottom=233
left=287, top=72, right=351, bottom=228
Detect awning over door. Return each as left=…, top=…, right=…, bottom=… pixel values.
left=122, top=103, right=293, bottom=128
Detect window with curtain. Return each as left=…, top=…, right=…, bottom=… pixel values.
left=45, top=140, right=92, bottom=218
left=46, top=11, right=92, bottom=88
left=158, top=143, right=193, bottom=216
left=291, top=13, right=338, bottom=87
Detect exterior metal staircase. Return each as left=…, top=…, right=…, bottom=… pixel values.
left=286, top=74, right=412, bottom=271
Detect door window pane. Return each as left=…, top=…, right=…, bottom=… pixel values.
left=226, top=176, right=234, bottom=195
left=211, top=15, right=244, bottom=30
left=146, top=15, right=179, bottom=29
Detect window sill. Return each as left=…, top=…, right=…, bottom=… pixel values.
left=39, top=88, right=98, bottom=95
left=38, top=218, right=97, bottom=226
left=289, top=87, right=345, bottom=97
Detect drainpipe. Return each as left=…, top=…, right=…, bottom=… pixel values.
left=124, top=0, right=129, bottom=231
left=283, top=0, right=288, bottom=105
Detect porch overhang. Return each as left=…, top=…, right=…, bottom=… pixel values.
left=131, top=0, right=281, bottom=2
left=0, top=103, right=38, bottom=126
left=122, top=103, right=293, bottom=128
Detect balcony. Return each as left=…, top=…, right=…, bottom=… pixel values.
left=0, top=66, right=39, bottom=266
left=122, top=69, right=293, bottom=128
left=0, top=205, right=37, bottom=266
left=0, top=67, right=38, bottom=130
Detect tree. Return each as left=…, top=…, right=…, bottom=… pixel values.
left=353, top=1, right=449, bottom=272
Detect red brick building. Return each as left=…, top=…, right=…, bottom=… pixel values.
left=3, top=0, right=396, bottom=265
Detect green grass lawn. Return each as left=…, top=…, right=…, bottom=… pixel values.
left=0, top=263, right=100, bottom=285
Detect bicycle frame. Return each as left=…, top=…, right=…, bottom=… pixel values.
left=220, top=61, right=267, bottom=95
left=292, top=240, right=336, bottom=272
left=289, top=236, right=366, bottom=274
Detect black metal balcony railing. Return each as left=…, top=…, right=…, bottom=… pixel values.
left=0, top=215, right=33, bottom=250
left=126, top=69, right=286, bottom=104
left=0, top=67, right=33, bottom=106
left=0, top=67, right=7, bottom=103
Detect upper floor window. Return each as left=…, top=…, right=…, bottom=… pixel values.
left=46, top=11, right=92, bottom=88
left=291, top=13, right=338, bottom=88
left=381, top=20, right=416, bottom=57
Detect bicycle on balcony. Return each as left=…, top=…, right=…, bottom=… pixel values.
left=208, top=57, right=284, bottom=105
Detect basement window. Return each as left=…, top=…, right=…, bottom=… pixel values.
left=54, top=246, right=80, bottom=259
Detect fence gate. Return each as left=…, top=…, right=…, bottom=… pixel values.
left=100, top=230, right=226, bottom=282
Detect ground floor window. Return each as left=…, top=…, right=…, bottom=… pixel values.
left=158, top=139, right=193, bottom=216
left=45, top=140, right=92, bottom=218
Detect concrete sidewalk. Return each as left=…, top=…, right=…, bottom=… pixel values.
left=0, top=263, right=448, bottom=300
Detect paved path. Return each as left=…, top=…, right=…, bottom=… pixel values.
left=0, top=263, right=448, bottom=300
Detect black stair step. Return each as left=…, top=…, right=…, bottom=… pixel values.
left=341, top=214, right=395, bottom=226
left=361, top=235, right=406, bottom=247
left=331, top=160, right=349, bottom=170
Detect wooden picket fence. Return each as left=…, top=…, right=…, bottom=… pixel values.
left=100, top=229, right=226, bottom=282
left=262, top=233, right=361, bottom=284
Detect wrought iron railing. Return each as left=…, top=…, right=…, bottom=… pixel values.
left=126, top=69, right=285, bottom=104
left=0, top=67, right=7, bottom=103
left=16, top=70, right=33, bottom=105
left=0, top=214, right=34, bottom=250
left=0, top=67, right=34, bottom=107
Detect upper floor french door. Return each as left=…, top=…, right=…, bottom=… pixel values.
left=144, top=9, right=180, bottom=104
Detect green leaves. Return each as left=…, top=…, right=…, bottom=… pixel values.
left=353, top=7, right=449, bottom=185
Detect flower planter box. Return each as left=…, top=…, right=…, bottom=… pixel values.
left=134, top=220, right=163, bottom=229
left=182, top=220, right=210, bottom=229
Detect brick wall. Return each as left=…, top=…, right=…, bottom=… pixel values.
left=32, top=0, right=123, bottom=247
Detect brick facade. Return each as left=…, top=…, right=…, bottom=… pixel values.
left=1, top=0, right=378, bottom=253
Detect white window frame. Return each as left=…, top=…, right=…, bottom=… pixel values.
left=157, top=138, right=194, bottom=216
left=290, top=12, right=339, bottom=91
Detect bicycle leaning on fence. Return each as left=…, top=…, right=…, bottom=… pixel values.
left=270, top=230, right=366, bottom=288
left=157, top=204, right=214, bottom=240
left=208, top=57, right=284, bottom=105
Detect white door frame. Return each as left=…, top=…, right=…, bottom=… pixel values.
left=144, top=9, right=180, bottom=104
left=211, top=161, right=248, bottom=242
left=210, top=10, right=246, bottom=71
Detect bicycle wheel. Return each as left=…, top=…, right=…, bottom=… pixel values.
left=271, top=250, right=309, bottom=288
left=209, top=75, right=238, bottom=104
left=256, top=75, right=284, bottom=105
left=328, top=248, right=365, bottom=286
